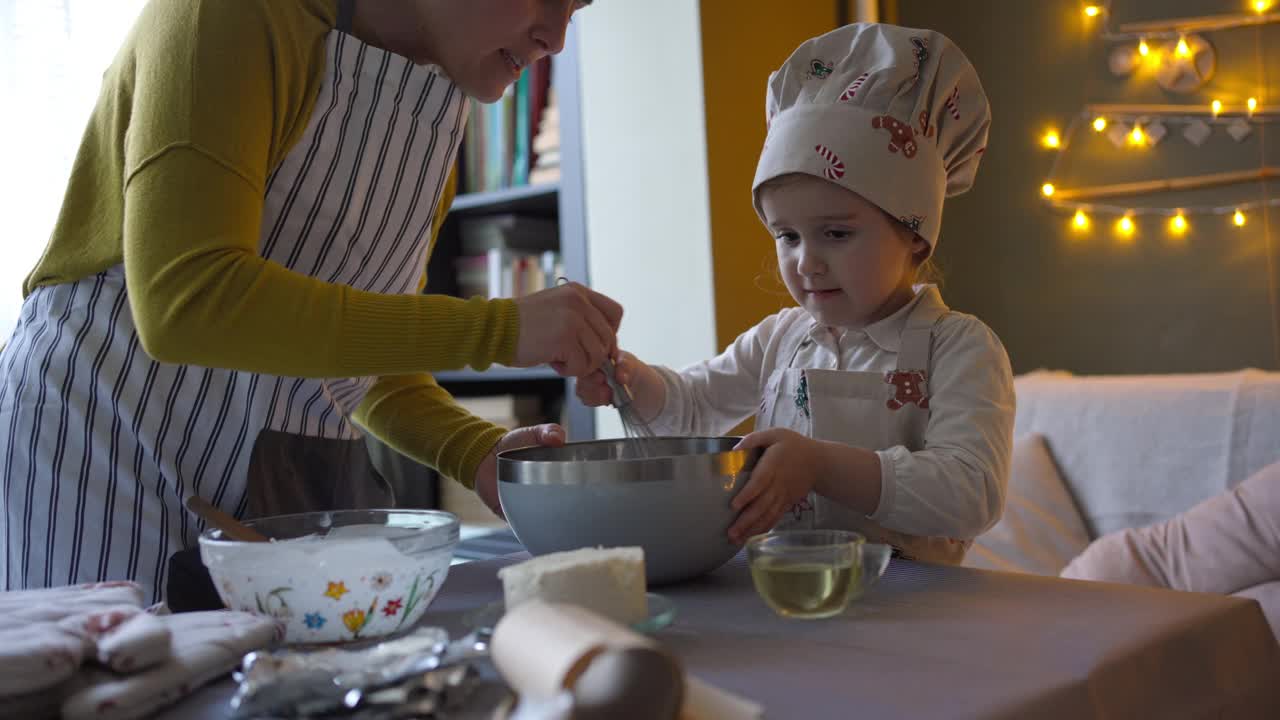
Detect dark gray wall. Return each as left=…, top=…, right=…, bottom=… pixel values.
left=893, top=0, right=1280, bottom=374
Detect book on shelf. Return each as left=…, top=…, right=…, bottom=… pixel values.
left=460, top=57, right=554, bottom=194
left=453, top=213, right=562, bottom=299
left=529, top=87, right=561, bottom=185
left=459, top=214, right=558, bottom=254
left=455, top=249, right=562, bottom=300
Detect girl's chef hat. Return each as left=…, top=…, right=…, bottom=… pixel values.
left=753, top=23, right=991, bottom=251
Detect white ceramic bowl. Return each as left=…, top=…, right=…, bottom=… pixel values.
left=198, top=509, right=458, bottom=644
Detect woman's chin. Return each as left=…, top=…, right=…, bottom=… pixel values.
left=456, top=75, right=510, bottom=104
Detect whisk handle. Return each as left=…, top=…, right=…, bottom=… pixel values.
left=602, top=358, right=635, bottom=409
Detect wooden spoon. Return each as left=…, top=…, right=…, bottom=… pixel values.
left=185, top=495, right=269, bottom=542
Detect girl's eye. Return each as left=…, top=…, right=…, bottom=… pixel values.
left=775, top=232, right=799, bottom=245
left=825, top=229, right=853, bottom=240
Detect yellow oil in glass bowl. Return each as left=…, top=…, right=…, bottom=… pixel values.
left=747, top=530, right=889, bottom=619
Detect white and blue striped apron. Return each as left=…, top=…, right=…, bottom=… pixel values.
left=0, top=8, right=468, bottom=601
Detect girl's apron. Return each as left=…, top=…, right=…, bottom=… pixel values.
left=757, top=295, right=970, bottom=564
left=0, top=1, right=467, bottom=600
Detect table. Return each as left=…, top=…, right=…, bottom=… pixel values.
left=172, top=552, right=1280, bottom=719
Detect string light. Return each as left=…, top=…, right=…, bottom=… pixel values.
left=1116, top=215, right=1136, bottom=238
left=1084, top=5, right=1102, bottom=17
left=1033, top=32, right=1274, bottom=235
left=1096, top=8, right=1277, bottom=37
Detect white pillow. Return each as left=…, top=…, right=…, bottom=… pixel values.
left=965, top=433, right=1091, bottom=575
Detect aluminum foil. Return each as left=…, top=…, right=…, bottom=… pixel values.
left=229, top=626, right=497, bottom=719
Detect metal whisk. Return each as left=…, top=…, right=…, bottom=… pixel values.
left=602, top=356, right=660, bottom=458
left=554, top=276, right=660, bottom=457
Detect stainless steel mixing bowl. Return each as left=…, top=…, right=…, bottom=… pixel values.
left=497, top=436, right=760, bottom=584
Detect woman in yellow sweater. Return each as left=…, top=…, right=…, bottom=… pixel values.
left=0, top=0, right=611, bottom=601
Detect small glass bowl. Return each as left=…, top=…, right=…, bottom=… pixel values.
left=746, top=529, right=890, bottom=619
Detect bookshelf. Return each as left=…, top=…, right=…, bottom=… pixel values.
left=426, top=26, right=595, bottom=443
left=448, top=183, right=558, bottom=216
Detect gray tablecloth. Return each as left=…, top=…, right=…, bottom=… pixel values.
left=169, top=552, right=1280, bottom=719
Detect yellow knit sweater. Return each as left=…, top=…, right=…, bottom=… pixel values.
left=23, top=0, right=518, bottom=488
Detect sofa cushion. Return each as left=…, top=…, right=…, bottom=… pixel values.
left=1013, top=370, right=1280, bottom=537
left=965, top=433, right=1091, bottom=575
left=1060, top=460, right=1280, bottom=596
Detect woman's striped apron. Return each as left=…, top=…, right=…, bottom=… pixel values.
left=0, top=11, right=467, bottom=601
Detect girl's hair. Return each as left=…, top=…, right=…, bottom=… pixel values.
left=916, top=256, right=943, bottom=287
left=894, top=212, right=943, bottom=288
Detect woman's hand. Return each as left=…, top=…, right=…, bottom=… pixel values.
left=512, top=282, right=623, bottom=378
left=473, top=423, right=567, bottom=517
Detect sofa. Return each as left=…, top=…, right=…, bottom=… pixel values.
left=966, top=369, right=1280, bottom=634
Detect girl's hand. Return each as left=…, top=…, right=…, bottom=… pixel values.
left=728, top=429, right=826, bottom=544
left=574, top=350, right=657, bottom=410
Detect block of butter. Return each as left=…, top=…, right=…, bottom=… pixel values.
left=498, top=547, right=647, bottom=626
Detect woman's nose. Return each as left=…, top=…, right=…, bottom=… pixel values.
left=531, top=5, right=572, bottom=56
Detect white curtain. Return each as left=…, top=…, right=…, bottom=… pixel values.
left=0, top=0, right=148, bottom=337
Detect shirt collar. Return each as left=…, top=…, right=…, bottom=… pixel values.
left=806, top=284, right=945, bottom=353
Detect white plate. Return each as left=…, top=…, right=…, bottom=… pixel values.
left=463, top=592, right=676, bottom=634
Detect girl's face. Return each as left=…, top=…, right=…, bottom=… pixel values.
left=367, top=0, right=590, bottom=102
left=758, top=174, right=928, bottom=330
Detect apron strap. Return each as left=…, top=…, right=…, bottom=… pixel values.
left=336, top=0, right=356, bottom=34
left=897, top=286, right=949, bottom=372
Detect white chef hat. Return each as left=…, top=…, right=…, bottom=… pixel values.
left=753, top=23, right=991, bottom=252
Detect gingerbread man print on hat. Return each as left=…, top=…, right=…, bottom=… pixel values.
left=871, top=114, right=920, bottom=158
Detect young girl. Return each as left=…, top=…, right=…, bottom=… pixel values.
left=578, top=23, right=1014, bottom=564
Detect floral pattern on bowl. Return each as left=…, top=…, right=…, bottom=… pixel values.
left=199, top=509, right=458, bottom=644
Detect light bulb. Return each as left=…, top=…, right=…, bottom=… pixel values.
left=1211, top=99, right=1223, bottom=116
left=1072, top=210, right=1090, bottom=231
left=1129, top=125, right=1146, bottom=146
left=1234, top=209, right=1247, bottom=226
left=1248, top=97, right=1259, bottom=113
left=1042, top=183, right=1056, bottom=197
left=1117, top=215, right=1136, bottom=238
left=1043, top=130, right=1061, bottom=149
left=1169, top=213, right=1189, bottom=235
left=1254, top=0, right=1272, bottom=14
left=1175, top=37, right=1192, bottom=58
left=1093, top=117, right=1107, bottom=132
left=1084, top=5, right=1102, bottom=17
left=1138, top=39, right=1150, bottom=56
